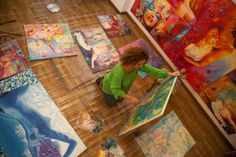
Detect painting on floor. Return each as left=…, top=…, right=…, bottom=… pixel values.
left=0, top=40, right=29, bottom=80
left=199, top=76, right=236, bottom=135
left=24, top=23, right=79, bottom=60
left=0, top=82, right=86, bottom=157
left=73, top=27, right=119, bottom=73
left=119, top=76, right=177, bottom=135
left=135, top=111, right=195, bottom=157
left=97, top=14, right=132, bottom=37
left=130, top=0, right=236, bottom=91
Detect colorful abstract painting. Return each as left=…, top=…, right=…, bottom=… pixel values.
left=0, top=40, right=29, bottom=80
left=130, top=0, right=236, bottom=91
left=119, top=76, right=177, bottom=135
left=118, top=38, right=164, bottom=77
left=97, top=137, right=125, bottom=157
left=97, top=14, right=132, bottom=37
left=73, top=27, right=119, bottom=73
left=24, top=23, right=79, bottom=60
left=75, top=112, right=104, bottom=134
left=199, top=76, right=236, bottom=135
left=0, top=69, right=38, bottom=94
left=135, top=111, right=195, bottom=157
left=0, top=82, right=86, bottom=157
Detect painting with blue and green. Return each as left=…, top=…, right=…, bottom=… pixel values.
left=0, top=82, right=86, bottom=157
left=119, top=76, right=177, bottom=135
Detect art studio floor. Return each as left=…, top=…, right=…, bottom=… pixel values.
left=0, top=0, right=233, bottom=156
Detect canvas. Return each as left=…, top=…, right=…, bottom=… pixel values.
left=119, top=76, right=177, bottom=135
left=199, top=76, right=236, bottom=135
left=97, top=14, right=132, bottom=37
left=135, top=111, right=195, bottom=157
left=0, top=69, right=38, bottom=94
left=0, top=82, right=86, bottom=157
left=24, top=23, right=79, bottom=60
left=0, top=40, right=29, bottom=80
left=75, top=112, right=104, bottom=134
left=73, top=27, right=119, bottom=73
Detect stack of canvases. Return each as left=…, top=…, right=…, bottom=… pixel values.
left=129, top=0, right=236, bottom=148
left=0, top=24, right=86, bottom=156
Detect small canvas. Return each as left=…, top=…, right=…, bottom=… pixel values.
left=0, top=82, right=86, bottom=156
left=24, top=23, right=79, bottom=60
left=0, top=40, right=29, bottom=80
left=118, top=38, right=164, bottom=77
left=73, top=27, right=119, bottom=73
left=75, top=112, right=104, bottom=134
left=97, top=14, right=132, bottom=37
left=119, top=76, right=177, bottom=135
left=135, top=111, right=195, bottom=157
left=0, top=69, right=38, bottom=94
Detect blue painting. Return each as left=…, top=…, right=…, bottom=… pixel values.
left=0, top=82, right=86, bottom=157
left=135, top=111, right=195, bottom=157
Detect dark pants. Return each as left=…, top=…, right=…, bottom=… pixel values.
left=102, top=91, right=120, bottom=107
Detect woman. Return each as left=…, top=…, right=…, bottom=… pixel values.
left=97, top=47, right=180, bottom=107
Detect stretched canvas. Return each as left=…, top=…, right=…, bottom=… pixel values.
left=24, top=23, right=79, bottom=60
left=0, top=69, right=38, bottom=94
left=97, top=14, right=132, bottom=37
left=75, top=112, right=104, bottom=134
left=119, top=76, right=177, bottom=135
left=0, top=40, right=29, bottom=80
left=0, top=82, right=86, bottom=157
left=73, top=28, right=119, bottom=73
left=135, top=111, right=195, bottom=157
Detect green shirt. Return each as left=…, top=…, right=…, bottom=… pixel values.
left=102, top=63, right=168, bottom=100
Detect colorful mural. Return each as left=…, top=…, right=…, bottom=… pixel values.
left=97, top=14, right=132, bottom=37
left=73, top=28, right=119, bottom=73
left=0, top=82, right=86, bottom=157
left=0, top=40, right=29, bottom=80
left=24, top=24, right=79, bottom=60
left=130, top=0, right=236, bottom=91
left=119, top=76, right=177, bottom=135
left=135, top=111, right=195, bottom=157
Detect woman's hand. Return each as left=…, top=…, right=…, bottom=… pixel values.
left=168, top=71, right=182, bottom=77
left=123, top=94, right=140, bottom=104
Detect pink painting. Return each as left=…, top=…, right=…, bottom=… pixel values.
left=0, top=40, right=29, bottom=80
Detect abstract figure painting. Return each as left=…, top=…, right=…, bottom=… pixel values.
left=135, top=111, right=195, bottom=157
left=97, top=14, right=132, bottom=37
left=24, top=24, right=79, bottom=60
left=73, top=27, right=119, bottom=73
left=119, top=76, right=177, bottom=135
left=0, top=82, right=86, bottom=157
left=0, top=40, right=29, bottom=80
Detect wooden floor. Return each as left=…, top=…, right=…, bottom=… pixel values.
left=0, top=0, right=234, bottom=156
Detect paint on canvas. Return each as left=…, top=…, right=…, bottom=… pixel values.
left=0, top=82, right=86, bottom=157
left=131, top=0, right=236, bottom=91
left=73, top=28, right=119, bottom=73
left=135, top=111, right=195, bottom=157
left=24, top=24, right=79, bottom=60
left=75, top=112, right=104, bottom=134
left=0, top=40, right=29, bottom=80
left=199, top=76, right=236, bottom=135
left=97, top=14, right=132, bottom=37
left=120, top=76, right=177, bottom=135
left=0, top=69, right=38, bottom=94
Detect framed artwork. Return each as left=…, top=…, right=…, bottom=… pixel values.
left=0, top=40, right=29, bottom=80
left=24, top=23, right=79, bottom=60
left=73, top=27, right=119, bottom=73
left=135, top=111, right=195, bottom=157
left=128, top=0, right=236, bottom=148
left=97, top=14, right=132, bottom=37
left=119, top=76, right=177, bottom=135
left=0, top=82, right=86, bottom=156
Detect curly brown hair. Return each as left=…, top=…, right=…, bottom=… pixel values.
left=119, top=47, right=149, bottom=65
